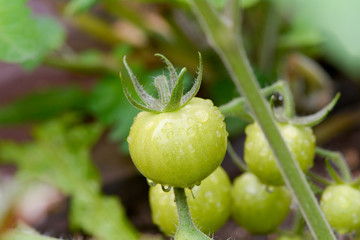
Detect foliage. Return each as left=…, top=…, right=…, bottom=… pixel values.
left=0, top=116, right=138, bottom=240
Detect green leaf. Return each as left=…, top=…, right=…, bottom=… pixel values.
left=65, top=0, right=99, bottom=15
left=275, top=0, right=360, bottom=78
left=70, top=193, right=138, bottom=240
left=22, top=16, right=65, bottom=69
left=0, top=87, right=87, bottom=124
left=0, top=116, right=139, bottom=239
left=0, top=0, right=40, bottom=62
left=0, top=1, right=65, bottom=65
left=0, top=116, right=102, bottom=194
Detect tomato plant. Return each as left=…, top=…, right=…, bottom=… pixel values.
left=244, top=122, right=316, bottom=186
left=149, top=167, right=232, bottom=236
left=232, top=172, right=292, bottom=234
left=320, top=184, right=360, bottom=234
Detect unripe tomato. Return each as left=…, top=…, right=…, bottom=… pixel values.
left=320, top=184, right=360, bottom=234
left=128, top=97, right=228, bottom=188
left=149, top=167, right=232, bottom=236
left=232, top=172, right=292, bottom=234
left=244, top=122, right=315, bottom=186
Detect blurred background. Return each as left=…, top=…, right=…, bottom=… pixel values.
left=0, top=0, right=360, bottom=239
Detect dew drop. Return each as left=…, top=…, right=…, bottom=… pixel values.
left=216, top=130, right=221, bottom=138
left=266, top=186, right=274, bottom=193
left=195, top=181, right=202, bottom=186
left=161, top=185, right=172, bottom=192
left=186, top=127, right=195, bottom=137
left=165, top=122, right=173, bottom=129
left=260, top=147, right=268, bottom=157
left=303, top=139, right=310, bottom=146
left=127, top=136, right=132, bottom=143
left=146, top=178, right=157, bottom=187
left=205, top=191, right=213, bottom=199
left=205, top=99, right=213, bottom=106
left=187, top=117, right=195, bottom=125
left=188, top=144, right=195, bottom=153
left=195, top=111, right=209, bottom=123
left=167, top=131, right=174, bottom=139
left=179, top=128, right=185, bottom=135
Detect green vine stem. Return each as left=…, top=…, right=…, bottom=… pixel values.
left=173, top=188, right=212, bottom=240
left=191, top=1, right=336, bottom=239
left=227, top=141, right=248, bottom=172
left=316, top=147, right=352, bottom=183
left=219, top=80, right=294, bottom=120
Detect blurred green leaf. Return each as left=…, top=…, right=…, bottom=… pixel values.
left=65, top=0, right=98, bottom=15
left=22, top=16, right=65, bottom=69
left=0, top=1, right=65, bottom=65
left=0, top=116, right=138, bottom=240
left=209, top=0, right=260, bottom=9
left=0, top=116, right=102, bottom=194
left=70, top=192, right=139, bottom=240
left=0, top=0, right=40, bottom=62
left=0, top=87, right=87, bottom=125
left=275, top=0, right=360, bottom=78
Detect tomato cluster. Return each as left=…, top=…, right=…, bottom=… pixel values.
left=123, top=55, right=355, bottom=238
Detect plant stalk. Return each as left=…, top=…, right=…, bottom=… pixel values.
left=191, top=1, right=336, bottom=239
left=173, top=188, right=212, bottom=240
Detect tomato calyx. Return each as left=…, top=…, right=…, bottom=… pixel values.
left=121, top=53, right=203, bottom=113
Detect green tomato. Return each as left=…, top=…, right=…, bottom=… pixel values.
left=149, top=167, right=232, bottom=236
left=128, top=97, right=228, bottom=188
left=276, top=235, right=302, bottom=240
left=320, top=184, right=360, bottom=234
left=232, top=172, right=292, bottom=234
left=244, top=122, right=315, bottom=186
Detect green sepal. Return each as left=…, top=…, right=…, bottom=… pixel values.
left=119, top=72, right=161, bottom=113
left=122, top=56, right=161, bottom=109
left=181, top=52, right=203, bottom=106
left=154, top=53, right=178, bottom=88
left=275, top=93, right=340, bottom=127
left=164, top=67, right=186, bottom=112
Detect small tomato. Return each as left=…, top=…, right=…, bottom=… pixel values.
left=128, top=97, right=227, bottom=188
left=149, top=167, right=232, bottom=236
left=320, top=184, right=360, bottom=234
left=244, top=122, right=315, bottom=186
left=232, top=172, right=292, bottom=234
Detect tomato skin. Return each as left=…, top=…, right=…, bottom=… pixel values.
left=232, top=172, right=292, bottom=234
left=320, top=184, right=360, bottom=234
left=244, top=122, right=315, bottom=186
left=149, top=167, right=232, bottom=236
left=128, top=97, right=228, bottom=188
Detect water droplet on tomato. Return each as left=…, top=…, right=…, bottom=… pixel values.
left=266, top=186, right=274, bottom=193
left=195, top=110, right=209, bottom=123
left=187, top=117, right=195, bottom=125
left=127, top=136, right=132, bottom=143
left=188, top=144, right=195, bottom=153
left=167, top=131, right=174, bottom=139
left=161, top=185, right=172, bottom=192
left=216, top=130, right=221, bottom=138
left=179, top=128, right=185, bottom=135
left=186, top=127, right=195, bottom=137
left=146, top=178, right=157, bottom=187
left=205, top=99, right=213, bottom=106
left=165, top=122, right=173, bottom=129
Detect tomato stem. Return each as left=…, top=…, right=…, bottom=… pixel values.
left=191, top=1, right=336, bottom=239
left=316, top=147, right=352, bottom=183
left=173, top=187, right=213, bottom=240
left=219, top=80, right=295, bottom=120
